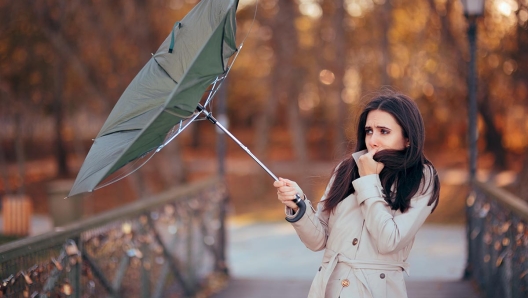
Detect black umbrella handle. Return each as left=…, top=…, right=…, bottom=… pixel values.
left=285, top=194, right=306, bottom=223
left=196, top=103, right=307, bottom=222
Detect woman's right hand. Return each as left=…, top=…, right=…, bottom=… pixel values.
left=273, top=177, right=303, bottom=211
left=357, top=149, right=385, bottom=176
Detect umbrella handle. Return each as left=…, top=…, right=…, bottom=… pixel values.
left=285, top=193, right=307, bottom=223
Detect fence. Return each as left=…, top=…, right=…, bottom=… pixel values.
left=0, top=176, right=228, bottom=298
left=468, top=180, right=528, bottom=298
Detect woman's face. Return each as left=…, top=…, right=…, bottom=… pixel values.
left=364, top=109, right=408, bottom=152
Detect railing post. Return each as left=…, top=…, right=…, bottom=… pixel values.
left=186, top=209, right=196, bottom=296
left=140, top=215, right=151, bottom=298
left=217, top=192, right=229, bottom=274
left=464, top=190, right=476, bottom=280
left=510, top=216, right=521, bottom=298
left=73, top=236, right=82, bottom=298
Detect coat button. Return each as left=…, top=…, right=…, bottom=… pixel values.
left=341, top=279, right=350, bottom=287
left=352, top=238, right=358, bottom=246
left=380, top=273, right=385, bottom=279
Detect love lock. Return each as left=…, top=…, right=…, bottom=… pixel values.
left=21, top=271, right=33, bottom=285
left=127, top=248, right=143, bottom=259
left=65, top=240, right=81, bottom=265
left=51, top=257, right=63, bottom=271
left=65, top=240, right=80, bottom=256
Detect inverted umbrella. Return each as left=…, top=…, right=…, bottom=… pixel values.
left=69, top=0, right=306, bottom=220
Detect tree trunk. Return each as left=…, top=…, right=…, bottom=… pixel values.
left=254, top=73, right=278, bottom=159
left=0, top=133, right=10, bottom=195
left=332, top=0, right=347, bottom=157
left=257, top=0, right=308, bottom=163
left=158, top=140, right=187, bottom=188
left=274, top=1, right=307, bottom=163
left=129, top=169, right=150, bottom=199
left=54, top=57, right=69, bottom=177
left=379, top=0, right=392, bottom=86
left=318, top=0, right=347, bottom=158
left=518, top=156, right=528, bottom=199
left=14, top=113, right=26, bottom=196
left=478, top=94, right=507, bottom=169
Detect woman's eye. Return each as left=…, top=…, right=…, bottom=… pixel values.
left=365, top=128, right=373, bottom=134
left=381, top=129, right=390, bottom=135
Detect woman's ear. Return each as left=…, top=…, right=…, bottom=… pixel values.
left=405, top=138, right=410, bottom=148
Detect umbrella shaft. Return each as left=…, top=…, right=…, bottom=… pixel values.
left=197, top=104, right=278, bottom=181
left=196, top=104, right=306, bottom=216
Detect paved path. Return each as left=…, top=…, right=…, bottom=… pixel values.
left=212, top=222, right=481, bottom=297
left=212, top=279, right=480, bottom=298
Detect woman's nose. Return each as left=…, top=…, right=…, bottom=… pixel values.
left=369, top=133, right=379, bottom=148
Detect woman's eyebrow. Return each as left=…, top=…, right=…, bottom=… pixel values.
left=365, top=125, right=392, bottom=130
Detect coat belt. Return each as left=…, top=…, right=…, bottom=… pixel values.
left=321, top=253, right=410, bottom=298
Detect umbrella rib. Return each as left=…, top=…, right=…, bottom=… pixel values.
left=163, top=109, right=198, bottom=119
left=160, top=110, right=202, bottom=149
left=94, top=150, right=158, bottom=191
left=153, top=57, right=178, bottom=84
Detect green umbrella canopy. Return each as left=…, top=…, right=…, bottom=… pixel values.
left=69, top=0, right=238, bottom=197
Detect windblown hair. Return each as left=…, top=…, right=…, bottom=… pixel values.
left=323, top=92, right=440, bottom=213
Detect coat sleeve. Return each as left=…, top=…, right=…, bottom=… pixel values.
left=352, top=166, right=437, bottom=255
left=285, top=177, right=333, bottom=252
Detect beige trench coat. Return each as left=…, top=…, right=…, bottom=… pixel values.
left=287, top=151, right=437, bottom=298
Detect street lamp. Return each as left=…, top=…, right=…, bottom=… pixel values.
left=461, top=0, right=485, bottom=17
left=461, top=0, right=484, bottom=182
left=460, top=0, right=484, bottom=281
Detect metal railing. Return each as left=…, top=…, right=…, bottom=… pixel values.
left=0, top=176, right=228, bottom=298
left=468, top=180, right=528, bottom=298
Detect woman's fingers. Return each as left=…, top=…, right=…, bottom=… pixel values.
left=358, top=149, right=384, bottom=176
left=279, top=178, right=304, bottom=196
left=274, top=177, right=302, bottom=210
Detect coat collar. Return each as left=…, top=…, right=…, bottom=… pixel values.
left=351, top=150, right=367, bottom=164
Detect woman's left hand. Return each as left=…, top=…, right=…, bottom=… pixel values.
left=273, top=178, right=303, bottom=211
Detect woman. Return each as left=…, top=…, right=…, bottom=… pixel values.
left=274, top=92, right=440, bottom=298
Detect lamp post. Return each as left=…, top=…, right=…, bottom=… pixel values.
left=461, top=0, right=484, bottom=182
left=460, top=0, right=484, bottom=280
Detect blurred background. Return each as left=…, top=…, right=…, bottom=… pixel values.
left=0, top=0, right=527, bottom=235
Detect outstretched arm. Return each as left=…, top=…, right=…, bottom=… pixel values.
left=274, top=178, right=331, bottom=252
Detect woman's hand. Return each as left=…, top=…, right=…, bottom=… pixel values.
left=357, top=149, right=385, bottom=176
left=273, top=178, right=303, bottom=211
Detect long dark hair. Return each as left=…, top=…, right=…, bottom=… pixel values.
left=323, top=92, right=440, bottom=213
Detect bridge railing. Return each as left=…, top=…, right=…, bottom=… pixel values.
left=468, top=180, right=528, bottom=298
left=0, top=176, right=228, bottom=298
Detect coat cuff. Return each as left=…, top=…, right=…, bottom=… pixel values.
left=285, top=206, right=296, bottom=218
left=288, top=199, right=316, bottom=227
left=285, top=194, right=308, bottom=221
left=352, top=174, right=384, bottom=205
